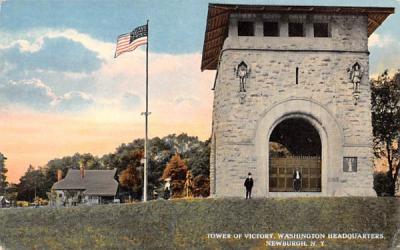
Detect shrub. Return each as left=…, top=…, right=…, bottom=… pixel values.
left=374, top=172, right=394, bottom=196
left=193, top=175, right=210, bottom=197
left=16, top=201, right=29, bottom=207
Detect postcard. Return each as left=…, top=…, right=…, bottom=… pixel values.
left=0, top=0, right=399, bottom=249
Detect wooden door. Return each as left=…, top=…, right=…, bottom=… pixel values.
left=269, top=156, right=321, bottom=192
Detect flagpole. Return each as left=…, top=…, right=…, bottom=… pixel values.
left=143, top=19, right=149, bottom=202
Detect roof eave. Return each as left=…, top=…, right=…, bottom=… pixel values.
left=201, top=4, right=395, bottom=71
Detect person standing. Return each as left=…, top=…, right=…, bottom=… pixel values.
left=152, top=187, right=158, bottom=200
left=244, top=172, right=254, bottom=199
left=293, top=168, right=302, bottom=192
left=164, top=178, right=171, bottom=200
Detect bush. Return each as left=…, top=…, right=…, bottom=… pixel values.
left=373, top=172, right=394, bottom=196
left=34, top=197, right=48, bottom=206
left=193, top=175, right=210, bottom=197
left=16, top=201, right=29, bottom=207
left=162, top=154, right=188, bottom=198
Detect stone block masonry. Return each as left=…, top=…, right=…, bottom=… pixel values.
left=204, top=6, right=394, bottom=197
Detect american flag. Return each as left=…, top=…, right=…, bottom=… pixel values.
left=114, top=24, right=148, bottom=58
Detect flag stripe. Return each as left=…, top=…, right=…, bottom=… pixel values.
left=115, top=39, right=147, bottom=57
left=115, top=45, right=147, bottom=57
left=117, top=37, right=147, bottom=49
left=114, top=24, right=148, bottom=58
left=115, top=38, right=147, bottom=54
left=118, top=42, right=147, bottom=55
left=115, top=43, right=148, bottom=57
left=130, top=41, right=148, bottom=50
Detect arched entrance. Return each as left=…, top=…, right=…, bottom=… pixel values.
left=269, top=118, right=321, bottom=192
left=254, top=98, right=344, bottom=197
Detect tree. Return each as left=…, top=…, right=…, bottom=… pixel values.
left=184, top=138, right=210, bottom=177
left=183, top=170, right=194, bottom=198
left=79, top=153, right=103, bottom=170
left=371, top=70, right=400, bottom=196
left=193, top=175, right=210, bottom=197
left=102, top=141, right=144, bottom=174
left=43, top=153, right=102, bottom=195
left=119, top=164, right=142, bottom=200
left=163, top=133, right=201, bottom=155
left=44, top=154, right=80, bottom=191
left=373, top=172, right=394, bottom=196
left=17, top=165, right=48, bottom=202
left=117, top=150, right=144, bottom=200
left=12, top=133, right=211, bottom=202
left=162, top=154, right=188, bottom=198
left=100, top=133, right=209, bottom=198
left=5, top=183, right=18, bottom=206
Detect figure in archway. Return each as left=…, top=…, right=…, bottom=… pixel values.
left=293, top=168, right=302, bottom=192
left=269, top=118, right=321, bottom=192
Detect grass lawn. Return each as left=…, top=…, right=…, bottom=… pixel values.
left=0, top=197, right=399, bottom=249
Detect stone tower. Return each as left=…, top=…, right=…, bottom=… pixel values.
left=201, top=4, right=394, bottom=197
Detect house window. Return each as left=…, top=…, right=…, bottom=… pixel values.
left=314, top=23, right=330, bottom=37
left=238, top=21, right=254, bottom=36
left=289, top=22, right=304, bottom=37
left=263, top=22, right=279, bottom=36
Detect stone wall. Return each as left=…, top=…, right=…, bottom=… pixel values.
left=210, top=13, right=375, bottom=197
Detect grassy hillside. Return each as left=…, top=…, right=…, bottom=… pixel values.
left=0, top=197, right=399, bottom=249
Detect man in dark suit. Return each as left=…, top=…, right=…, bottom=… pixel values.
left=244, top=172, right=254, bottom=199
left=293, top=168, right=302, bottom=192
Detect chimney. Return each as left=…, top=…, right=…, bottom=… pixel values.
left=80, top=163, right=85, bottom=179
left=57, top=169, right=63, bottom=181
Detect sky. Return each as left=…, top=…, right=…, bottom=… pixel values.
left=0, top=0, right=400, bottom=183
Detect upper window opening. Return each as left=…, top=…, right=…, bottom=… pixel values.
left=263, top=22, right=279, bottom=37
left=238, top=21, right=254, bottom=36
left=314, top=23, right=330, bottom=37
left=289, top=23, right=304, bottom=37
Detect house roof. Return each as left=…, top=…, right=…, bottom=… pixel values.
left=201, top=4, right=395, bottom=71
left=52, top=169, right=118, bottom=196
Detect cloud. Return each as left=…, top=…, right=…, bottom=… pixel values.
left=0, top=27, right=216, bottom=183
left=0, top=27, right=215, bottom=119
left=1, top=37, right=102, bottom=73
left=95, top=51, right=215, bottom=119
left=0, top=61, right=15, bottom=74
left=55, top=91, right=94, bottom=111
left=0, top=79, right=57, bottom=110
left=0, top=28, right=114, bottom=60
left=0, top=0, right=5, bottom=13
left=369, top=33, right=394, bottom=48
left=0, top=79, right=94, bottom=112
left=174, top=97, right=199, bottom=106
left=369, top=32, right=400, bottom=76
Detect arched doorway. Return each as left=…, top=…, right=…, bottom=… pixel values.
left=255, top=98, right=344, bottom=197
left=269, top=118, right=322, bottom=192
